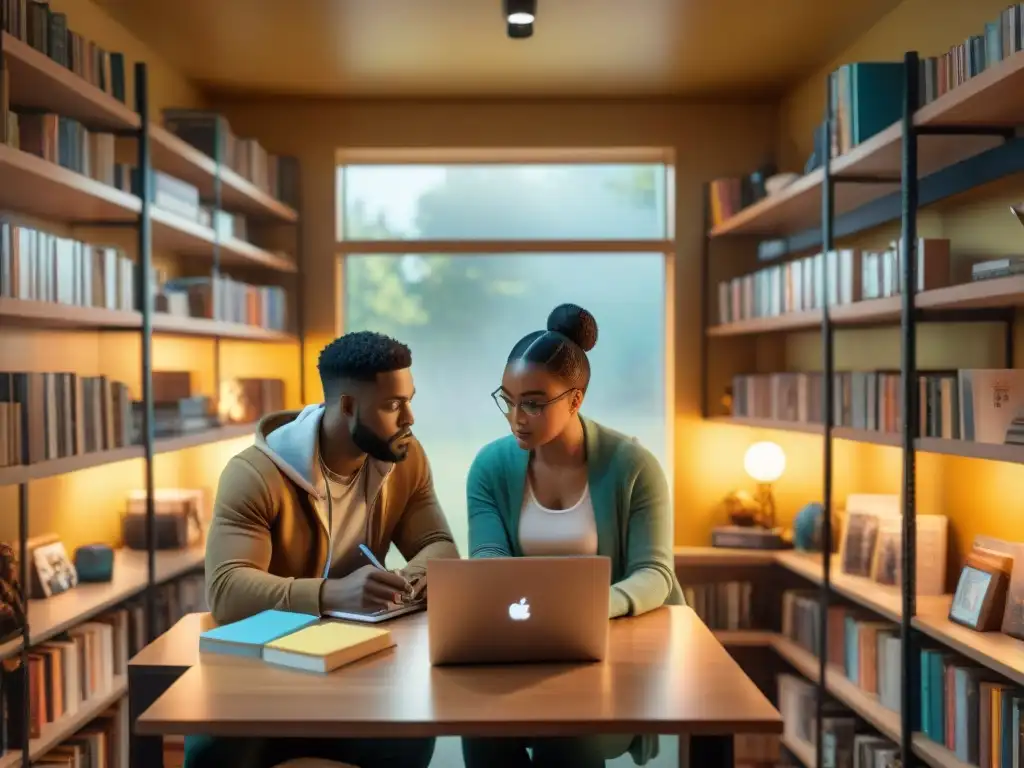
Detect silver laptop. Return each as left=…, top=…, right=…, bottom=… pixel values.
left=426, top=556, right=610, bottom=665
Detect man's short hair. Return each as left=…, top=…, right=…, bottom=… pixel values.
left=317, top=331, right=412, bottom=396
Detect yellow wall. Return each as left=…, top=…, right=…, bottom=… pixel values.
left=773, top=0, right=1024, bottom=585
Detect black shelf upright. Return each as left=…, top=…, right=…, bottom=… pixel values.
left=133, top=62, right=159, bottom=646
left=816, top=66, right=904, bottom=768
left=211, top=119, right=224, bottom=404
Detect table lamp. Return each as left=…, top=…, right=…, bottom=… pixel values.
left=711, top=440, right=791, bottom=550
left=743, top=441, right=786, bottom=530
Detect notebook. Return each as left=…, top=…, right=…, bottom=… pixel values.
left=199, top=610, right=319, bottom=658
left=324, top=575, right=428, bottom=624
left=262, top=621, right=395, bottom=673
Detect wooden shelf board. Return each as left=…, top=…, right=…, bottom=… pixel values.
left=780, top=733, right=815, bottom=768
left=674, top=546, right=777, bottom=567
left=0, top=548, right=203, bottom=662
left=151, top=314, right=297, bottom=342
left=0, top=423, right=257, bottom=487
left=149, top=126, right=218, bottom=193
left=917, top=49, right=1024, bottom=127
left=917, top=275, right=1024, bottom=311
left=0, top=674, right=129, bottom=768
left=0, top=298, right=139, bottom=330
left=2, top=32, right=139, bottom=132
left=0, top=144, right=139, bottom=222
left=714, top=630, right=776, bottom=647
left=912, top=733, right=976, bottom=768
left=832, top=427, right=902, bottom=447
left=706, top=416, right=825, bottom=435
left=148, top=127, right=298, bottom=222
left=707, top=49, right=1019, bottom=240
left=830, top=296, right=903, bottom=326
left=707, top=311, right=823, bottom=336
left=915, top=437, right=1024, bottom=464
left=220, top=166, right=299, bottom=223
left=150, top=208, right=297, bottom=272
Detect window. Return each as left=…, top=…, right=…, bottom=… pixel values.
left=337, top=157, right=672, bottom=559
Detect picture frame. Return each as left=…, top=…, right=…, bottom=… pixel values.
left=31, top=541, right=79, bottom=599
left=948, top=548, right=1012, bottom=632
left=839, top=510, right=880, bottom=578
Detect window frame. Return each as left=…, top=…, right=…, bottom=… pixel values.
left=334, top=147, right=677, bottom=480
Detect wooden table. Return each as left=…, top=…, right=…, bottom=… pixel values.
left=130, top=607, right=781, bottom=767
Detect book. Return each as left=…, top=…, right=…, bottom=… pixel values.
left=262, top=621, right=395, bottom=674
left=199, top=610, right=318, bottom=659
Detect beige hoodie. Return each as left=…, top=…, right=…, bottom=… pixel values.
left=204, top=405, right=459, bottom=624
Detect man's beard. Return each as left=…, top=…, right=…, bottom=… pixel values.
left=351, top=414, right=412, bottom=463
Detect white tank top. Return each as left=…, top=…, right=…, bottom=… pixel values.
left=518, top=480, right=598, bottom=557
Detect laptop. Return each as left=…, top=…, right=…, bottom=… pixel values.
left=426, top=556, right=611, bottom=665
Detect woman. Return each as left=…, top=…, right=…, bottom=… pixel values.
left=462, top=303, right=684, bottom=768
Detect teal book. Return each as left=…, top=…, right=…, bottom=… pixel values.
left=199, top=609, right=319, bottom=659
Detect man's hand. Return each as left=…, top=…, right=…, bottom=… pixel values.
left=320, top=565, right=411, bottom=614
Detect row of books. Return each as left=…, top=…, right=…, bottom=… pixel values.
left=715, top=239, right=953, bottom=326
left=0, top=570, right=205, bottom=760
left=682, top=581, right=754, bottom=632
left=779, top=673, right=898, bottom=766
left=0, top=222, right=136, bottom=311
left=730, top=368, right=1016, bottom=444
left=917, top=3, right=1024, bottom=108
left=782, top=591, right=902, bottom=714
left=706, top=166, right=775, bottom=229
left=163, top=110, right=300, bottom=208
left=1, top=221, right=290, bottom=331
left=1, top=0, right=127, bottom=100
left=156, top=275, right=289, bottom=332
left=0, top=372, right=132, bottom=467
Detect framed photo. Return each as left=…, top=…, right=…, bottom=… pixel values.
left=32, top=541, right=78, bottom=599
left=949, top=549, right=1012, bottom=631
left=839, top=511, right=880, bottom=578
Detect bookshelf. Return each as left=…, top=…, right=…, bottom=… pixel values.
left=702, top=33, right=1024, bottom=768
left=0, top=16, right=302, bottom=768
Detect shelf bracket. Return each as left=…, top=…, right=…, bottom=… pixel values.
left=69, top=220, right=138, bottom=229
left=831, top=174, right=902, bottom=185
left=915, top=307, right=1012, bottom=324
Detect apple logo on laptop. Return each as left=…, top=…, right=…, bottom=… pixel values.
left=508, top=598, right=531, bottom=621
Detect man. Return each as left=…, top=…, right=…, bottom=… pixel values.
left=185, top=331, right=459, bottom=768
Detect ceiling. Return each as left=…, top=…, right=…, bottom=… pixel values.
left=94, top=0, right=904, bottom=98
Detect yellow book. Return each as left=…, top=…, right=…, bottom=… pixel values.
left=262, top=621, right=394, bottom=673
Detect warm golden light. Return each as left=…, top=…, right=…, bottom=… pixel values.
left=743, top=441, right=786, bottom=484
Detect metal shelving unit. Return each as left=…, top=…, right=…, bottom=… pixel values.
left=701, top=47, right=1024, bottom=768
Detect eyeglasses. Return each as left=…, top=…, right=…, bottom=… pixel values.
left=491, top=387, right=575, bottom=418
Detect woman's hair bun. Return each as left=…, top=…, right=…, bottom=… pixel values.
left=546, top=303, right=599, bottom=352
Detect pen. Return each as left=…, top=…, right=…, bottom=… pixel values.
left=358, top=543, right=387, bottom=571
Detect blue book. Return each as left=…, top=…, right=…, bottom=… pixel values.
left=199, top=609, right=319, bottom=658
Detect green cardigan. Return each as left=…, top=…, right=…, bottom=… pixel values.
left=468, top=415, right=684, bottom=616
left=467, top=417, right=684, bottom=765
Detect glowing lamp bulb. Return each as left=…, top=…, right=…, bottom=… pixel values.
left=507, top=11, right=535, bottom=23
left=744, top=441, right=786, bottom=484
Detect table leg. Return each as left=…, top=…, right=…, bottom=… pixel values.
left=129, top=665, right=189, bottom=768
left=680, top=734, right=734, bottom=768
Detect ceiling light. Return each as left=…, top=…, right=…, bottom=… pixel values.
left=503, top=0, right=536, bottom=38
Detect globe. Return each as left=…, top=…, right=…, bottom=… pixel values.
left=793, top=502, right=826, bottom=552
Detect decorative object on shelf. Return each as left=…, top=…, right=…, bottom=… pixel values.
left=219, top=377, right=286, bottom=424
left=73, top=544, right=115, bottom=583
left=712, top=441, right=790, bottom=550
left=123, top=488, right=205, bottom=550
left=792, top=502, right=830, bottom=552
left=764, top=173, right=798, bottom=196
left=948, top=547, right=1013, bottom=632
left=970, top=535, right=1024, bottom=641
left=0, top=541, right=26, bottom=645
left=32, top=540, right=79, bottom=598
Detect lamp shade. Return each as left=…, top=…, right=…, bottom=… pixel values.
left=743, top=441, right=786, bottom=483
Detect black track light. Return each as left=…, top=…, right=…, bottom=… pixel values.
left=503, top=0, right=536, bottom=39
